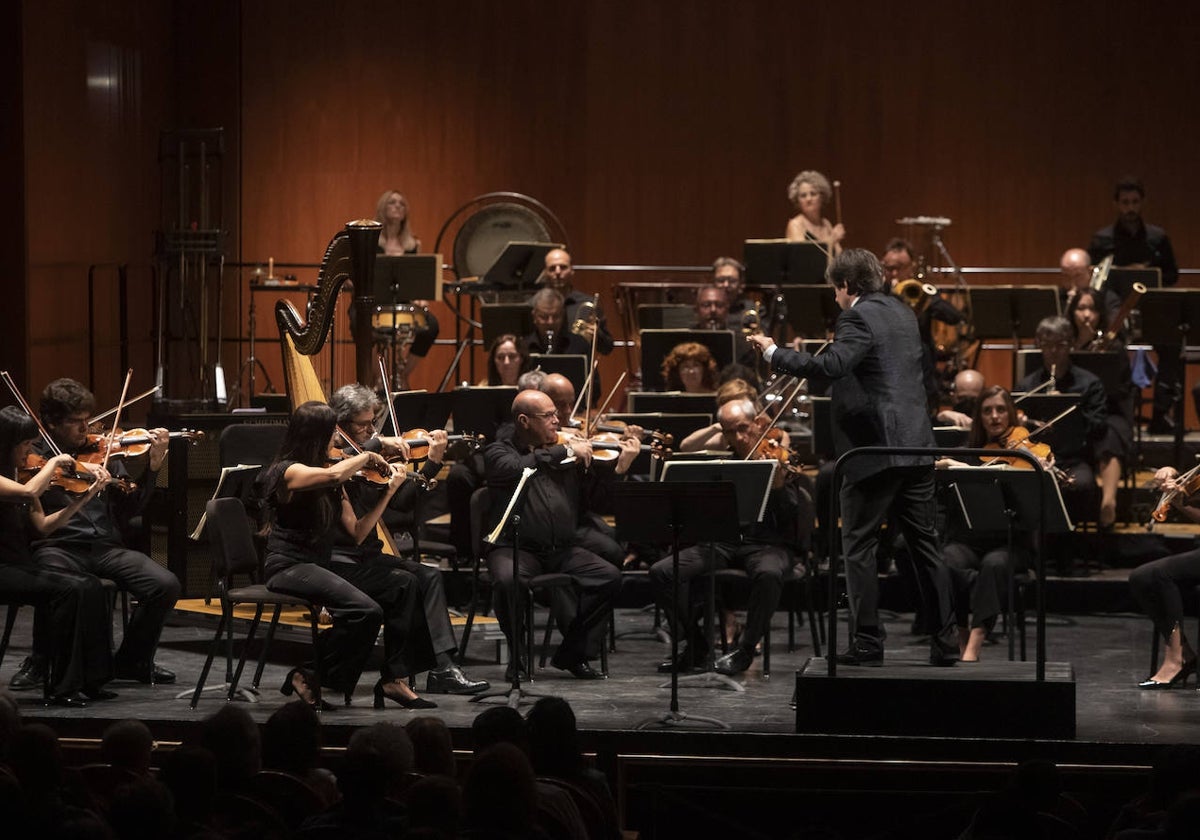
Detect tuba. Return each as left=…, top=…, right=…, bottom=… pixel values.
left=893, top=278, right=940, bottom=313
left=275, top=219, right=382, bottom=388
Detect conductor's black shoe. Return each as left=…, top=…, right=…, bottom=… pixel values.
left=426, top=665, right=489, bottom=695
left=714, top=647, right=754, bottom=675
left=82, top=686, right=119, bottom=701
left=9, top=656, right=46, bottom=691
left=551, top=653, right=606, bottom=680
left=835, top=639, right=884, bottom=667
left=929, top=634, right=960, bottom=667
left=115, top=662, right=176, bottom=684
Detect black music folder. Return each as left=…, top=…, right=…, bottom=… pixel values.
left=743, top=239, right=828, bottom=286
left=481, top=242, right=564, bottom=291
left=374, top=254, right=442, bottom=302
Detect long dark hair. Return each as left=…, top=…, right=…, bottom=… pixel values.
left=967, top=385, right=1017, bottom=449
left=263, top=401, right=338, bottom=531
left=1065, top=288, right=1107, bottom=343
left=0, top=405, right=39, bottom=474
left=486, top=334, right=530, bottom=386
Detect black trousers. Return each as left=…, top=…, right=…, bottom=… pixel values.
left=1128, top=547, right=1200, bottom=641
left=326, top=558, right=436, bottom=679
left=650, top=542, right=791, bottom=655
left=266, top=560, right=382, bottom=694
left=35, top=542, right=180, bottom=670
left=0, top=562, right=113, bottom=695
left=839, top=465, right=955, bottom=645
left=486, top=544, right=620, bottom=664
left=943, top=541, right=1027, bottom=629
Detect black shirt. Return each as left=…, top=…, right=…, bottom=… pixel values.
left=1088, top=220, right=1178, bottom=287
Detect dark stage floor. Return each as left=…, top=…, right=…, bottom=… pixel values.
left=4, top=601, right=1197, bottom=749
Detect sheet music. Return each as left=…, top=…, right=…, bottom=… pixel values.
left=188, top=464, right=261, bottom=540
left=485, top=467, right=536, bottom=545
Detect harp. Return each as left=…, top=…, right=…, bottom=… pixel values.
left=273, top=218, right=400, bottom=555
left=275, top=218, right=382, bottom=404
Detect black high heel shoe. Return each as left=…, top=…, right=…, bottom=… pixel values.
left=1138, top=659, right=1197, bottom=690
left=373, top=678, right=437, bottom=710
left=281, top=667, right=335, bottom=710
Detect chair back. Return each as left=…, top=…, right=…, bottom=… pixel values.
left=469, top=486, right=492, bottom=561
left=206, top=497, right=263, bottom=583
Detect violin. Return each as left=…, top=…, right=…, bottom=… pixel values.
left=17, top=453, right=100, bottom=496
left=981, top=426, right=1072, bottom=486
left=574, top=416, right=674, bottom=448
left=555, top=430, right=671, bottom=462
left=77, top=428, right=204, bottom=463
left=400, top=429, right=482, bottom=462
left=1151, top=464, right=1200, bottom=524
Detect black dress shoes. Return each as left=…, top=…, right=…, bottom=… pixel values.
left=656, top=648, right=700, bottom=674
left=714, top=647, right=754, bottom=676
left=835, top=638, right=884, bottom=667
left=83, top=686, right=119, bottom=701
left=50, top=691, right=89, bottom=708
left=551, top=653, right=605, bottom=680
left=929, top=630, right=960, bottom=667
left=9, top=656, right=46, bottom=691
left=425, top=665, right=489, bottom=695
left=115, top=662, right=176, bottom=685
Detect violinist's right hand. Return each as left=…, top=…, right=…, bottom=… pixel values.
left=48, top=453, right=77, bottom=473
left=378, top=436, right=412, bottom=461
left=1154, top=466, right=1180, bottom=490
left=936, top=409, right=973, bottom=429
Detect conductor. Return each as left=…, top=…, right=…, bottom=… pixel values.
left=747, top=249, right=958, bottom=666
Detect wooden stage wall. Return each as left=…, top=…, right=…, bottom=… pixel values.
left=13, top=1, right=1200, bottom=421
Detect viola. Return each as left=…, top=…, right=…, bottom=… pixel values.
left=751, top=427, right=804, bottom=476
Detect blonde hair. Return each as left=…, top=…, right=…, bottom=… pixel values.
left=787, top=170, right=832, bottom=208
left=374, top=190, right=418, bottom=253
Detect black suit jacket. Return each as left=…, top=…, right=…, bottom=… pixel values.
left=769, top=292, right=934, bottom=484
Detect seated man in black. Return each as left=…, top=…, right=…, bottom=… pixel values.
left=483, top=390, right=627, bottom=680
left=329, top=383, right=488, bottom=695
left=1016, top=316, right=1108, bottom=524
left=13, top=378, right=181, bottom=690
left=650, top=398, right=801, bottom=675
left=524, top=288, right=592, bottom=357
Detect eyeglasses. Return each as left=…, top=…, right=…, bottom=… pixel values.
left=523, top=410, right=558, bottom=420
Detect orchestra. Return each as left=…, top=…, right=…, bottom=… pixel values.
left=6, top=172, right=1195, bottom=719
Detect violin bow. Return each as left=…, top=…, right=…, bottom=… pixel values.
left=102, top=369, right=134, bottom=473
left=586, top=371, right=626, bottom=437
left=0, top=370, right=64, bottom=457
left=1025, top=405, right=1077, bottom=440
left=571, top=361, right=599, bottom=426
left=87, top=384, right=161, bottom=427
left=744, top=340, right=830, bottom=460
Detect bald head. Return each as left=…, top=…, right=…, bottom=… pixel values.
left=512, top=389, right=559, bottom=447
left=953, top=369, right=985, bottom=401
left=1060, top=248, right=1091, bottom=291
left=542, top=248, right=574, bottom=293
left=718, top=399, right=758, bottom=458
left=540, top=373, right=576, bottom=426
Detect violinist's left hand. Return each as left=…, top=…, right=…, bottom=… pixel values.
left=147, top=428, right=170, bottom=472
left=614, top=436, right=639, bottom=475
left=621, top=424, right=645, bottom=443
left=426, top=429, right=448, bottom=464
left=747, top=334, right=775, bottom=356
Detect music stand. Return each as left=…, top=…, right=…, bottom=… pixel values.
left=528, top=353, right=588, bottom=399
left=1108, top=267, right=1162, bottom=299
left=639, top=329, right=736, bottom=390
left=659, top=459, right=777, bottom=696
left=471, top=468, right=544, bottom=708
left=778, top=285, right=841, bottom=338
left=374, top=255, right=442, bottom=302
left=743, top=239, right=828, bottom=286
left=968, top=285, right=1061, bottom=381
left=451, top=386, right=518, bottom=440
left=385, top=390, right=456, bottom=435
left=939, top=466, right=1071, bottom=659
left=626, top=392, right=718, bottom=417
left=613, top=482, right=739, bottom=730
left=636, top=303, right=695, bottom=330
left=481, top=241, right=565, bottom=292
left=1138, top=288, right=1200, bottom=458
left=480, top=302, right=532, bottom=346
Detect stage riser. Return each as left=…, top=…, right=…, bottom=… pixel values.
left=795, top=659, right=1076, bottom=739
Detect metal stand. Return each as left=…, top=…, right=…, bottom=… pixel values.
left=612, top=482, right=740, bottom=730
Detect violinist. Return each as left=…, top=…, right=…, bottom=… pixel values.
left=1129, top=465, right=1200, bottom=688
left=650, top=398, right=803, bottom=676
left=483, top=390, right=623, bottom=680
left=935, top=369, right=985, bottom=430
left=679, top=378, right=759, bottom=452
left=329, top=384, right=488, bottom=696
left=936, top=387, right=1037, bottom=662
left=1066, top=289, right=1135, bottom=529
left=1016, top=316, right=1110, bottom=526
left=257, top=400, right=435, bottom=709
left=0, top=405, right=114, bottom=705
left=11, top=378, right=180, bottom=692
